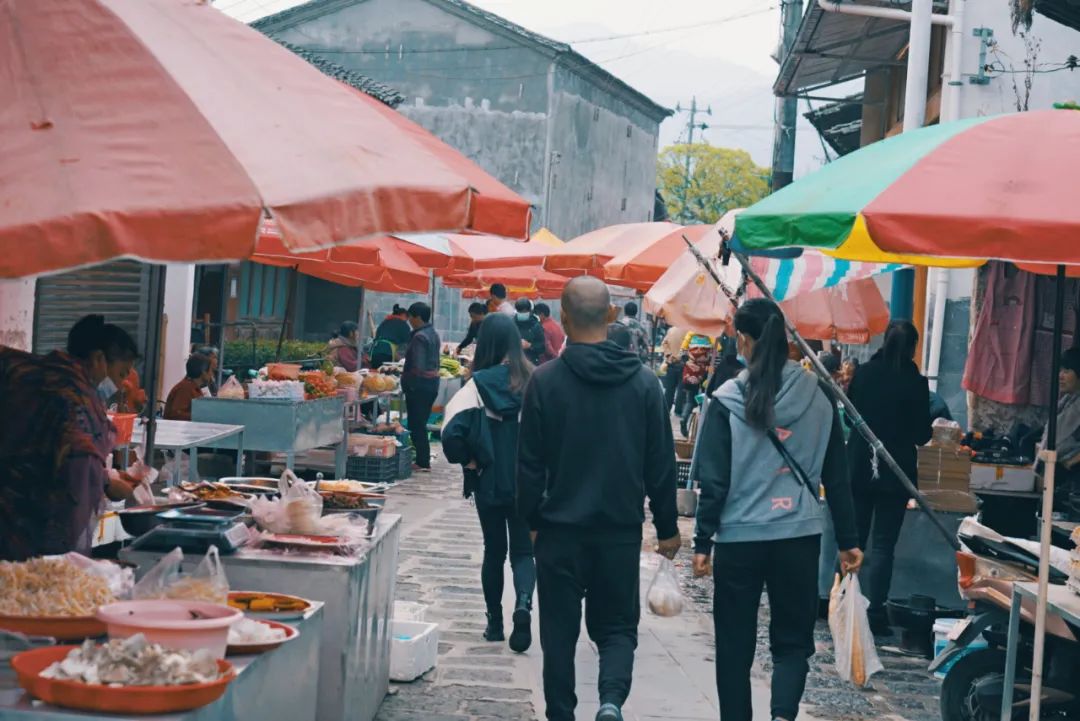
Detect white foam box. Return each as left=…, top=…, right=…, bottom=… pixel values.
left=389, top=620, right=439, bottom=682
left=969, top=462, right=1036, bottom=493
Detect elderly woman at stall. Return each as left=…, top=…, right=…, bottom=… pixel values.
left=1040, top=347, right=1080, bottom=504
left=0, top=315, right=142, bottom=561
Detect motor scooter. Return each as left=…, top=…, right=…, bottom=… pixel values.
left=931, top=519, right=1080, bottom=721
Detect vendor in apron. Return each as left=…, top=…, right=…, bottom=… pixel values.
left=0, top=315, right=142, bottom=561
left=370, top=304, right=412, bottom=368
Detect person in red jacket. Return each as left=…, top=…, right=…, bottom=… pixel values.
left=164, top=355, right=213, bottom=421
left=534, top=303, right=565, bottom=363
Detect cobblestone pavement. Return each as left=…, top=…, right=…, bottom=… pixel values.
left=376, top=447, right=943, bottom=721
left=665, top=519, right=945, bottom=721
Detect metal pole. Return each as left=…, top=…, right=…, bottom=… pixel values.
left=682, top=235, right=961, bottom=551
left=274, top=267, right=298, bottom=363
left=1028, top=263, right=1066, bottom=720
left=142, top=264, right=168, bottom=464
left=771, top=0, right=802, bottom=191
left=217, top=265, right=229, bottom=390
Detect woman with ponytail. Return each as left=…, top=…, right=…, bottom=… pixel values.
left=690, top=299, right=862, bottom=721
left=845, top=320, right=932, bottom=636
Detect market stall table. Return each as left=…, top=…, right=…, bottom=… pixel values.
left=127, top=419, right=246, bottom=483
left=120, top=514, right=401, bottom=721
left=0, top=604, right=323, bottom=721
left=192, top=396, right=346, bottom=478
left=999, top=582, right=1080, bottom=720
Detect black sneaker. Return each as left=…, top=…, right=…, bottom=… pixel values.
left=508, top=594, right=532, bottom=653
left=483, top=612, right=504, bottom=642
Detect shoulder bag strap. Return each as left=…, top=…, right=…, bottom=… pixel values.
left=765, top=428, right=818, bottom=499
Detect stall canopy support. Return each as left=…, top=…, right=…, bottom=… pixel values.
left=680, top=234, right=961, bottom=551
left=1027, top=263, right=1066, bottom=721
left=143, top=264, right=168, bottom=463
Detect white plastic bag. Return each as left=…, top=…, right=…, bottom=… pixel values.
left=250, top=470, right=323, bottom=534
left=646, top=557, right=685, bottom=617
left=218, top=376, right=246, bottom=400
left=133, top=547, right=230, bottom=604
left=828, top=573, right=883, bottom=687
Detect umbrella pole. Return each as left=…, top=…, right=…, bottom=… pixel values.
left=680, top=236, right=960, bottom=551
left=274, top=266, right=298, bottom=363
left=142, top=264, right=168, bottom=465
left=1028, top=263, right=1066, bottom=721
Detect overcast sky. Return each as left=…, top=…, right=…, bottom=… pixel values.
left=217, top=0, right=832, bottom=174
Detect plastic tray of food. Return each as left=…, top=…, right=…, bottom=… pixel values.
left=227, top=592, right=311, bottom=620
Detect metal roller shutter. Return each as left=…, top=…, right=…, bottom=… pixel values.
left=33, top=261, right=151, bottom=356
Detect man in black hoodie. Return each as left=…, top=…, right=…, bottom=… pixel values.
left=518, top=276, right=680, bottom=721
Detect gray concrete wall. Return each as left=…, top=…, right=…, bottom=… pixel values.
left=266, top=0, right=553, bottom=228
left=262, top=0, right=663, bottom=239
left=545, top=66, right=661, bottom=238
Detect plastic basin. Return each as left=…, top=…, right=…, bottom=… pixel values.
left=96, top=600, right=242, bottom=659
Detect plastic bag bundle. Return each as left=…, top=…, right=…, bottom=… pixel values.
left=646, top=557, right=685, bottom=617
left=133, top=547, right=230, bottom=604
left=828, top=574, right=883, bottom=687
left=250, top=470, right=323, bottom=534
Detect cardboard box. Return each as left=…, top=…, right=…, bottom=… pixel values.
left=918, top=446, right=972, bottom=492
left=969, top=462, right=1036, bottom=493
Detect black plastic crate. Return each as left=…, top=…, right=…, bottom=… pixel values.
left=396, top=446, right=414, bottom=480
left=676, top=460, right=692, bottom=487
left=346, top=454, right=398, bottom=483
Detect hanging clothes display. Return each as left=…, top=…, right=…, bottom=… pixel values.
left=962, top=262, right=1036, bottom=405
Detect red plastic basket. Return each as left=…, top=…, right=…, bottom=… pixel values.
left=108, top=412, right=137, bottom=445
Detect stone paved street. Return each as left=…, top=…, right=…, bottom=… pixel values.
left=375, top=446, right=943, bottom=721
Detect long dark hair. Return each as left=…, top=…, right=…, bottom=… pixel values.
left=472, top=313, right=534, bottom=394
left=734, top=299, right=788, bottom=431
left=880, top=320, right=918, bottom=370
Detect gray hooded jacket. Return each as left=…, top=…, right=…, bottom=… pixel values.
left=691, top=360, right=858, bottom=552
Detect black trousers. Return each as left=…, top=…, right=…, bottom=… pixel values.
left=476, top=503, right=535, bottom=615
left=404, top=385, right=437, bottom=468
left=535, top=532, right=640, bottom=721
left=662, top=361, right=684, bottom=413
left=853, top=487, right=908, bottom=616
left=712, top=535, right=821, bottom=721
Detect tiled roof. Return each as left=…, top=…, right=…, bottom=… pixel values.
left=274, top=39, right=405, bottom=107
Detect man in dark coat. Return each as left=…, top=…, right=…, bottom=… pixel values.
left=402, top=302, right=441, bottom=471
left=518, top=276, right=680, bottom=721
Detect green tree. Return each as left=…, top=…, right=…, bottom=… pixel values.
left=656, top=144, right=770, bottom=224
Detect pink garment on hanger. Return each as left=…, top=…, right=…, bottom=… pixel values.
left=962, top=263, right=1036, bottom=405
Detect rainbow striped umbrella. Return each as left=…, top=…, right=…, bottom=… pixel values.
left=735, top=109, right=1080, bottom=267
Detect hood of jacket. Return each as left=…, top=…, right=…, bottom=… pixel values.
left=713, top=359, right=820, bottom=428
left=472, top=365, right=522, bottom=417
left=559, top=340, right=642, bottom=386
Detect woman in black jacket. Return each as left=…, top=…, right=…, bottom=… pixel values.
left=442, top=314, right=536, bottom=653
left=846, top=320, right=932, bottom=635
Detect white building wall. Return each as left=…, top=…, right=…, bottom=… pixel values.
left=0, top=279, right=35, bottom=351
left=163, top=265, right=195, bottom=393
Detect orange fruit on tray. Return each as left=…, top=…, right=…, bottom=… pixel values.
left=11, top=645, right=236, bottom=714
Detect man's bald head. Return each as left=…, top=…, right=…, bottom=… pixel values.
left=561, top=276, right=614, bottom=343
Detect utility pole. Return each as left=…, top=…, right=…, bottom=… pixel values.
left=771, top=0, right=803, bottom=190
left=673, top=97, right=711, bottom=222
